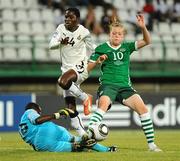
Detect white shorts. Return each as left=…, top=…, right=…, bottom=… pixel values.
left=61, top=60, right=89, bottom=97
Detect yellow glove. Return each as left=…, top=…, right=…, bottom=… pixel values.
left=59, top=108, right=74, bottom=118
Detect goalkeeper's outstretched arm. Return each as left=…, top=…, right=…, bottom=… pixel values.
left=35, top=108, right=73, bottom=124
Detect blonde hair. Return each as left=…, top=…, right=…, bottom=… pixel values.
left=109, top=17, right=127, bottom=35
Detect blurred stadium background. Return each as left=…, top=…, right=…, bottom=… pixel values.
left=0, top=0, right=180, bottom=159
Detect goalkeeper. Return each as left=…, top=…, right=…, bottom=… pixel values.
left=19, top=102, right=116, bottom=152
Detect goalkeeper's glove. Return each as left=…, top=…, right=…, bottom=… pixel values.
left=59, top=108, right=74, bottom=118
left=54, top=108, right=74, bottom=119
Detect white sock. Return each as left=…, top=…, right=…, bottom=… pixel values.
left=69, top=82, right=88, bottom=101
left=71, top=115, right=87, bottom=136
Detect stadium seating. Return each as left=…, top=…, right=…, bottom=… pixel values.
left=0, top=48, right=3, bottom=61
left=130, top=51, right=142, bottom=62
left=41, top=9, right=54, bottom=22
left=0, top=0, right=12, bottom=9
left=125, top=0, right=138, bottom=10
left=0, top=0, right=179, bottom=63
left=2, top=9, right=14, bottom=21
left=1, top=22, right=16, bottom=35
left=174, top=35, right=180, bottom=43
left=34, top=48, right=49, bottom=62
left=2, top=35, right=16, bottom=42
left=13, top=0, right=26, bottom=9
left=29, top=9, right=41, bottom=22
left=166, top=48, right=180, bottom=61
left=49, top=50, right=61, bottom=62
left=15, top=9, right=29, bottom=22
left=17, top=22, right=31, bottom=35
left=158, top=22, right=171, bottom=35
left=171, top=23, right=180, bottom=35
left=118, top=10, right=129, bottom=21
left=151, top=33, right=161, bottom=42
left=3, top=48, right=18, bottom=62
left=161, top=35, right=174, bottom=43
left=18, top=47, right=32, bottom=61
left=140, top=46, right=154, bottom=62
left=114, top=0, right=126, bottom=9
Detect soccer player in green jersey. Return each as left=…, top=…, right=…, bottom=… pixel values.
left=87, top=14, right=162, bottom=152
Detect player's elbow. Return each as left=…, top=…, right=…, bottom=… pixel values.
left=35, top=117, right=42, bottom=124
left=146, top=38, right=151, bottom=45
left=34, top=118, right=40, bottom=124
left=49, top=40, right=60, bottom=50
left=49, top=43, right=56, bottom=50
left=143, top=38, right=151, bottom=46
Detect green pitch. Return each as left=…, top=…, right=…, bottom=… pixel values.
left=0, top=130, right=179, bottom=161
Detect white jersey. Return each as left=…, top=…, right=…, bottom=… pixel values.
left=49, top=24, right=96, bottom=73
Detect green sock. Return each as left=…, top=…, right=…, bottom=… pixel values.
left=140, top=112, right=154, bottom=144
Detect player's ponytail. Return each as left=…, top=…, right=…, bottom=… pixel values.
left=109, top=17, right=127, bottom=35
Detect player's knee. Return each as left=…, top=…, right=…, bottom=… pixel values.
left=58, top=78, right=72, bottom=90
left=138, top=106, right=148, bottom=115
left=142, top=107, right=148, bottom=114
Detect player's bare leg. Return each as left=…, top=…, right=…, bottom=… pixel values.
left=65, top=96, right=86, bottom=136
left=83, top=94, right=93, bottom=115
left=89, top=96, right=110, bottom=125
left=58, top=69, right=92, bottom=115
left=123, top=94, right=162, bottom=152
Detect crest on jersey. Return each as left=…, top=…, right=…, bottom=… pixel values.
left=107, top=50, right=112, bottom=52
left=120, top=48, right=126, bottom=52
left=77, top=35, right=81, bottom=40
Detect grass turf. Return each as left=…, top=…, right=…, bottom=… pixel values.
left=0, top=130, right=180, bottom=161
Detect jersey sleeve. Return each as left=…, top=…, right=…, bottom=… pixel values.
left=89, top=45, right=104, bottom=62
left=89, top=52, right=101, bottom=62
left=84, top=29, right=96, bottom=54
left=49, top=25, right=62, bottom=50
left=124, top=41, right=137, bottom=55
left=27, top=109, right=40, bottom=124
left=84, top=33, right=96, bottom=54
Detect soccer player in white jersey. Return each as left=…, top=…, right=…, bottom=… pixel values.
left=49, top=8, right=95, bottom=136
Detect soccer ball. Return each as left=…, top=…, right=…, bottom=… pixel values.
left=88, top=122, right=109, bottom=141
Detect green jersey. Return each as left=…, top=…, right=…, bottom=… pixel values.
left=89, top=41, right=137, bottom=87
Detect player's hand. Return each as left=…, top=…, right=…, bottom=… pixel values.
left=97, top=54, right=108, bottom=64
left=60, top=37, right=69, bottom=45
left=136, top=13, right=146, bottom=29
left=58, top=108, right=74, bottom=118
